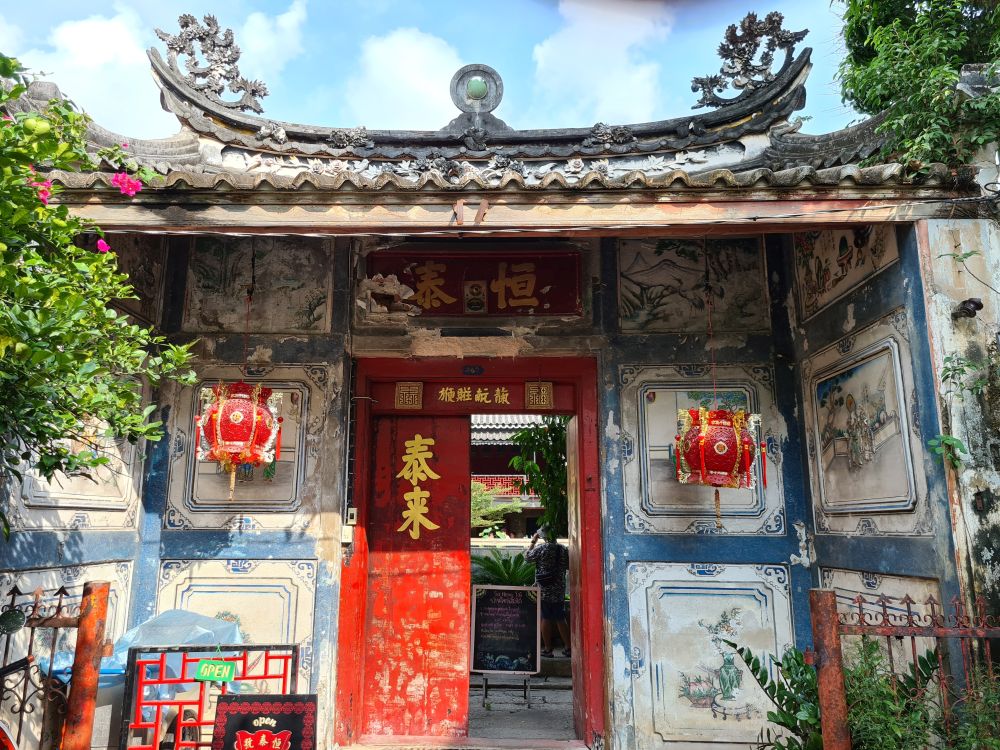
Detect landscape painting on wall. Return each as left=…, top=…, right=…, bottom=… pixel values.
left=812, top=344, right=913, bottom=514
left=793, top=226, right=899, bottom=320
left=184, top=236, right=332, bottom=333
left=619, top=237, right=769, bottom=332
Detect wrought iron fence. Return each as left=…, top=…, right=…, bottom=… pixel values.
left=0, top=581, right=108, bottom=750
left=119, top=643, right=299, bottom=750
left=810, top=587, right=1000, bottom=750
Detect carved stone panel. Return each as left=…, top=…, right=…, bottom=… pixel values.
left=626, top=562, right=793, bottom=748
left=619, top=237, right=769, bottom=333
left=619, top=365, right=785, bottom=535
left=803, top=310, right=931, bottom=536
left=183, top=237, right=333, bottom=333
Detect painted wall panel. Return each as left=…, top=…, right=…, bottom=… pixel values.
left=183, top=237, right=333, bottom=333
left=162, top=365, right=338, bottom=531
left=112, top=233, right=168, bottom=325
left=619, top=365, right=785, bottom=535
left=792, top=227, right=899, bottom=321
left=619, top=238, right=769, bottom=333
left=627, top=563, right=793, bottom=748
left=156, top=558, right=316, bottom=686
left=802, top=309, right=932, bottom=536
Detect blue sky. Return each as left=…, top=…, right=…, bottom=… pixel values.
left=0, top=1, right=859, bottom=140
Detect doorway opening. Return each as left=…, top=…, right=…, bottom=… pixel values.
left=469, top=414, right=574, bottom=741
left=335, top=357, right=604, bottom=749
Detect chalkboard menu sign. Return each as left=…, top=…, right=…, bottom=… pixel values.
left=211, top=694, right=317, bottom=750
left=471, top=585, right=540, bottom=675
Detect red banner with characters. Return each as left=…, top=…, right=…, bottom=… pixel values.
left=366, top=246, right=583, bottom=317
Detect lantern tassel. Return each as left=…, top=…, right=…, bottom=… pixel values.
left=699, top=434, right=708, bottom=484
left=275, top=418, right=283, bottom=461
left=714, top=488, right=722, bottom=529
left=761, top=442, right=767, bottom=488
left=228, top=468, right=236, bottom=501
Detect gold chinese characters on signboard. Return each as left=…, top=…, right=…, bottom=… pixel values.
left=436, top=386, right=511, bottom=405
left=413, top=260, right=539, bottom=312
left=396, top=433, right=441, bottom=540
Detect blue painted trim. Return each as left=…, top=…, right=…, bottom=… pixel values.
left=128, top=404, right=171, bottom=628
left=159, top=530, right=318, bottom=559
left=0, top=529, right=139, bottom=570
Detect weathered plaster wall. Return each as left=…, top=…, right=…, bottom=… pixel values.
left=913, top=217, right=1000, bottom=614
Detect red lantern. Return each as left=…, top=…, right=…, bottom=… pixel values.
left=675, top=407, right=766, bottom=490
left=195, top=382, right=282, bottom=498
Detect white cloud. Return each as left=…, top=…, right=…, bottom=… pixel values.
left=0, top=14, right=25, bottom=54
left=15, top=8, right=179, bottom=138
left=343, top=28, right=462, bottom=130
left=238, top=0, right=308, bottom=84
left=529, top=0, right=673, bottom=127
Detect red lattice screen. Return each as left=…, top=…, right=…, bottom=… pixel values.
left=120, top=644, right=298, bottom=750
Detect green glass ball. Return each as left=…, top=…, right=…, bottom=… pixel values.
left=466, top=76, right=488, bottom=100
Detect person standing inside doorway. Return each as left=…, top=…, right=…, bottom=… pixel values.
left=526, top=525, right=571, bottom=658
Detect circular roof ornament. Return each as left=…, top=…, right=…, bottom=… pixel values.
left=450, top=64, right=503, bottom=114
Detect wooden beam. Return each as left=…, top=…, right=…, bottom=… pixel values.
left=59, top=191, right=970, bottom=236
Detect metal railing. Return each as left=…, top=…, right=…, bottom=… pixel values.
left=810, top=588, right=1000, bottom=750
left=0, top=581, right=109, bottom=750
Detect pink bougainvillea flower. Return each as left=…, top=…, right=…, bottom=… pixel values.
left=30, top=179, right=52, bottom=205
left=121, top=142, right=129, bottom=149
left=110, top=171, right=143, bottom=197
left=96, top=239, right=111, bottom=253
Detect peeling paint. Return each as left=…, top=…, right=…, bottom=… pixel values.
left=842, top=302, right=856, bottom=332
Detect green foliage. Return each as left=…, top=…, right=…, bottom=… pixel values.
left=471, top=548, right=535, bottom=586
left=940, top=353, right=989, bottom=399
left=0, top=54, right=195, bottom=530
left=949, top=669, right=1000, bottom=750
left=470, top=480, right=522, bottom=536
left=928, top=433, right=969, bottom=469
left=508, top=415, right=570, bottom=537
left=843, top=638, right=937, bottom=750
left=724, top=641, right=822, bottom=750
left=837, top=0, right=1000, bottom=168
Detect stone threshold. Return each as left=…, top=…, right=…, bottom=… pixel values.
left=351, top=737, right=587, bottom=750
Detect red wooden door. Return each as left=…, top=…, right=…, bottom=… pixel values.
left=362, top=415, right=471, bottom=738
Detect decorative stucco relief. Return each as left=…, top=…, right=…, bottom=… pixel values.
left=157, top=558, right=316, bottom=684
left=163, top=365, right=337, bottom=531
left=626, top=562, right=793, bottom=748
left=619, top=365, right=785, bottom=535
left=804, top=309, right=932, bottom=536
left=618, top=237, right=770, bottom=333
left=183, top=236, right=333, bottom=333
left=792, top=226, right=899, bottom=321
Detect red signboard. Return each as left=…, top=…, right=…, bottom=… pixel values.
left=366, top=246, right=583, bottom=317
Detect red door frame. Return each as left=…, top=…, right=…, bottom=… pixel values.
left=335, top=356, right=606, bottom=746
